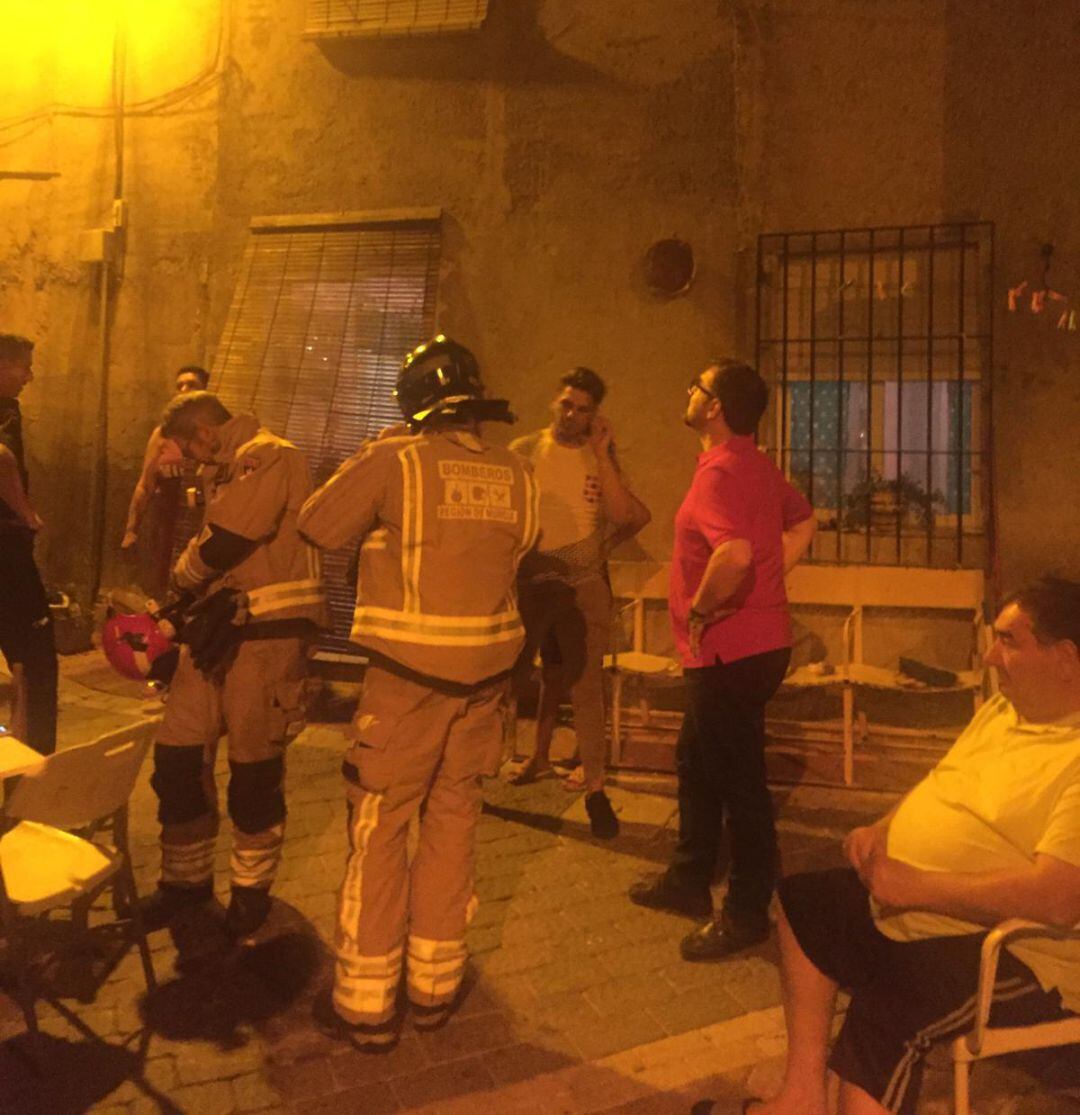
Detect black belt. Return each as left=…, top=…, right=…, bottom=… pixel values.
left=359, top=648, right=511, bottom=698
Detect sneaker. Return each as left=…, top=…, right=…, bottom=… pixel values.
left=312, top=990, right=399, bottom=1053
left=679, top=915, right=770, bottom=962
left=224, top=886, right=273, bottom=940
left=627, top=872, right=712, bottom=918
left=585, top=790, right=619, bottom=839
left=137, top=882, right=213, bottom=932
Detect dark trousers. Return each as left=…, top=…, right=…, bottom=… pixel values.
left=780, top=869, right=1072, bottom=1115
left=0, top=531, right=58, bottom=756
left=669, top=646, right=790, bottom=927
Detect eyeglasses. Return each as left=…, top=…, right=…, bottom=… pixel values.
left=687, top=377, right=716, bottom=399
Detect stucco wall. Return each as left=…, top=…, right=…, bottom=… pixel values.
left=1, top=0, right=1077, bottom=611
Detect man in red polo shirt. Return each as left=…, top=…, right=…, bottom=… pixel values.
left=629, top=358, right=816, bottom=960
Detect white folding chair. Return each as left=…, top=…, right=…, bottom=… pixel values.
left=951, top=918, right=1080, bottom=1114
left=0, top=731, right=156, bottom=1059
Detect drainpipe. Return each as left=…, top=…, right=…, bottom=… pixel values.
left=88, top=9, right=127, bottom=604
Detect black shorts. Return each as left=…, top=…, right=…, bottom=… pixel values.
left=778, top=868, right=1072, bottom=1115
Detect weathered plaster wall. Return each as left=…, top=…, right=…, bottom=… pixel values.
left=0, top=2, right=219, bottom=600
left=943, top=0, right=1080, bottom=592
left=745, top=0, right=1080, bottom=594
left=2, top=0, right=1078, bottom=610
left=204, top=0, right=740, bottom=566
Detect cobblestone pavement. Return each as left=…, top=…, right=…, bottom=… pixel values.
left=0, top=655, right=1076, bottom=1114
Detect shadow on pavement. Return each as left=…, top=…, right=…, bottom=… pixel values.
left=0, top=1019, right=178, bottom=1115
left=141, top=914, right=325, bottom=1048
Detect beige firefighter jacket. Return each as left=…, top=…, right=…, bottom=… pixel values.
left=174, top=414, right=329, bottom=626
left=298, top=427, right=539, bottom=686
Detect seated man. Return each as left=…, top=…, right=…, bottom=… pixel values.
left=728, top=576, right=1080, bottom=1115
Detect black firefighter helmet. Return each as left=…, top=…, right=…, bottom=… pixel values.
left=395, top=335, right=514, bottom=430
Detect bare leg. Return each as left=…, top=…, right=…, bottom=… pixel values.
left=530, top=661, right=562, bottom=771
left=750, top=905, right=836, bottom=1115
left=510, top=662, right=561, bottom=782
left=837, top=1081, right=890, bottom=1115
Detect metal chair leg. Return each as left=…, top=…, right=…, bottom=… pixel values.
left=121, top=860, right=156, bottom=991
left=0, top=908, right=43, bottom=1069
left=953, top=1055, right=971, bottom=1115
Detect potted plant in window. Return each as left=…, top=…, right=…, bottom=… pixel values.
left=843, top=471, right=945, bottom=532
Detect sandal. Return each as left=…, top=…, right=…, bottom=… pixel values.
left=560, top=766, right=586, bottom=791
left=506, top=762, right=554, bottom=786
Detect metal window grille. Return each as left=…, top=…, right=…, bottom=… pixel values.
left=212, top=213, right=441, bottom=644
left=304, top=0, right=489, bottom=39
left=755, top=222, right=994, bottom=569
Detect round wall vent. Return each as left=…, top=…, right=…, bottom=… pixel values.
left=644, top=238, right=695, bottom=297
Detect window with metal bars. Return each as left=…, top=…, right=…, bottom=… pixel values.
left=755, top=222, right=993, bottom=569
left=304, top=0, right=489, bottom=39
left=211, top=211, right=441, bottom=644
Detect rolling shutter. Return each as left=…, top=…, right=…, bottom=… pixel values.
left=304, top=0, right=489, bottom=39
left=212, top=211, right=441, bottom=645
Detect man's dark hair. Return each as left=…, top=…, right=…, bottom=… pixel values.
left=160, top=390, right=231, bottom=440
left=177, top=364, right=210, bottom=387
left=560, top=366, right=606, bottom=406
left=0, top=334, right=33, bottom=363
left=1005, top=576, right=1080, bottom=648
left=708, top=358, right=768, bottom=436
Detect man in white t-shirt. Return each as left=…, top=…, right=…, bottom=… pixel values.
left=508, top=367, right=650, bottom=838
left=705, top=576, right=1080, bottom=1115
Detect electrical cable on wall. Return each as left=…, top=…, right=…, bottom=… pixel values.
left=0, top=6, right=225, bottom=150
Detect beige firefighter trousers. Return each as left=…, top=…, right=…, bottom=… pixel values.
left=333, top=665, right=506, bottom=1026
left=155, top=637, right=308, bottom=892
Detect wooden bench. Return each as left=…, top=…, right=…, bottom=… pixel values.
left=605, top=560, right=991, bottom=783
left=604, top=561, right=681, bottom=766
left=782, top=563, right=990, bottom=784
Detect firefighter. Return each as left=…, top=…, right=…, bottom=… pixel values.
left=298, top=336, right=538, bottom=1050
left=144, top=391, right=328, bottom=940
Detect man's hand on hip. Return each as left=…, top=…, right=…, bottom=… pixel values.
left=843, top=823, right=888, bottom=874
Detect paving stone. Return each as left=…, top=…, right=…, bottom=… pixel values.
left=475, top=872, right=531, bottom=902
left=454, top=981, right=502, bottom=1018
left=469, top=896, right=513, bottom=929
left=389, top=1053, right=496, bottom=1108
left=465, top=923, right=505, bottom=955
left=291, top=1080, right=400, bottom=1114
left=328, top=1035, right=428, bottom=1087
left=476, top=943, right=556, bottom=979
left=722, top=959, right=783, bottom=1013
left=527, top=989, right=603, bottom=1031
left=597, top=939, right=680, bottom=981
left=658, top=959, right=752, bottom=995
left=648, top=984, right=747, bottom=1038
left=170, top=1079, right=237, bottom=1114
left=601, top=1093, right=702, bottom=1114
left=528, top=958, right=607, bottom=999
left=265, top=1054, right=340, bottom=1102
left=411, top=1010, right=516, bottom=1065
left=563, top=1010, right=669, bottom=1061
left=175, top=1042, right=264, bottom=1085
left=28, top=658, right=1066, bottom=1114
left=482, top=1041, right=576, bottom=1087
left=478, top=973, right=539, bottom=1013
left=584, top=974, right=681, bottom=1017
left=231, top=1070, right=286, bottom=1111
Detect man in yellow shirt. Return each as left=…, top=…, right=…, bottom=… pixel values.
left=720, top=576, right=1080, bottom=1115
